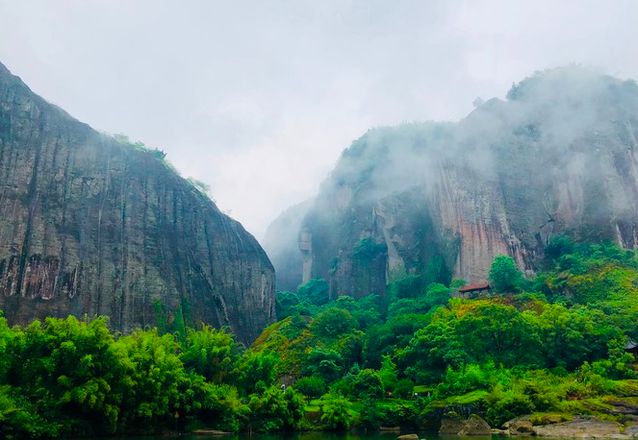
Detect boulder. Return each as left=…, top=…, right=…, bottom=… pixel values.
left=397, top=434, right=419, bottom=440
left=532, top=417, right=626, bottom=438
left=623, top=424, right=638, bottom=438
left=440, top=417, right=467, bottom=435
left=509, top=419, right=534, bottom=435
left=440, top=414, right=491, bottom=436
left=460, top=414, right=492, bottom=436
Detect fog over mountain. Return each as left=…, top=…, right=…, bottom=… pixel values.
left=267, top=67, right=638, bottom=293
left=1, top=0, right=638, bottom=238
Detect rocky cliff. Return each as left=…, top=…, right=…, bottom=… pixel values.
left=271, top=67, right=638, bottom=297
left=262, top=200, right=312, bottom=291
left=0, top=62, right=275, bottom=343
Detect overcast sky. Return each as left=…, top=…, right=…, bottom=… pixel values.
left=1, top=1, right=638, bottom=239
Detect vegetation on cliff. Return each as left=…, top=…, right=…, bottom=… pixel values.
left=1, top=238, right=637, bottom=438
left=271, top=68, right=638, bottom=299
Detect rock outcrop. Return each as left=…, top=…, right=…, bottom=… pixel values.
left=504, top=416, right=638, bottom=439
left=440, top=414, right=492, bottom=436
left=531, top=418, right=626, bottom=438
left=533, top=417, right=638, bottom=440
left=0, top=62, right=275, bottom=343
left=262, top=200, right=312, bottom=291
left=269, top=67, right=638, bottom=297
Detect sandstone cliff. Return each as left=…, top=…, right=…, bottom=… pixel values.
left=271, top=67, right=638, bottom=297
left=0, top=62, right=275, bottom=343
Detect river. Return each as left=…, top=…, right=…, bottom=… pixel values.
left=98, top=433, right=491, bottom=440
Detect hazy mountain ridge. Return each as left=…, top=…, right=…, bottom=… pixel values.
left=270, top=67, right=638, bottom=296
left=263, top=199, right=313, bottom=291
left=0, top=62, right=275, bottom=343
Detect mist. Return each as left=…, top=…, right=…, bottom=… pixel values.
left=262, top=66, right=638, bottom=291
left=1, top=1, right=638, bottom=238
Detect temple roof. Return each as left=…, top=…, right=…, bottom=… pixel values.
left=458, top=281, right=491, bottom=293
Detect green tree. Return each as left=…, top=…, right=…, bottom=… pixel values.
left=0, top=315, right=16, bottom=382
left=489, top=255, right=523, bottom=292
left=303, top=349, right=344, bottom=383
left=378, top=356, right=398, bottom=392
left=6, top=316, right=128, bottom=435
left=456, top=302, right=541, bottom=366
left=363, top=313, right=431, bottom=368
left=423, top=283, right=451, bottom=308
left=318, top=393, right=356, bottom=430
left=235, top=351, right=279, bottom=394
left=311, top=308, right=358, bottom=339
left=398, top=309, right=466, bottom=382
left=351, top=368, right=384, bottom=399
left=528, top=304, right=615, bottom=369
left=393, top=379, right=415, bottom=399
left=247, top=386, right=305, bottom=432
left=0, top=386, right=56, bottom=439
left=293, top=376, right=326, bottom=398
left=276, top=291, right=301, bottom=318
left=114, top=329, right=193, bottom=432
left=388, top=274, right=423, bottom=299
left=180, top=325, right=238, bottom=383
left=297, top=279, right=330, bottom=306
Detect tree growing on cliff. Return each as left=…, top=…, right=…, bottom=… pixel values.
left=489, top=255, right=523, bottom=292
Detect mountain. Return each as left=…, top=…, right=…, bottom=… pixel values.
left=262, top=199, right=312, bottom=291
left=0, top=62, right=275, bottom=343
left=270, top=67, right=638, bottom=297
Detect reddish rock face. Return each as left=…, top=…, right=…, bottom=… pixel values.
left=271, top=67, right=638, bottom=297
left=0, top=62, right=275, bottom=343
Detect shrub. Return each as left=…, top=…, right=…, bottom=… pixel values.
left=388, top=275, right=423, bottom=299
left=485, top=387, right=535, bottom=427
left=310, top=308, right=358, bottom=339
left=394, top=379, right=415, bottom=399
left=247, top=386, right=305, bottom=432
left=351, top=369, right=384, bottom=399
left=294, top=376, right=327, bottom=398
left=318, top=393, right=357, bottom=430
left=298, top=279, right=330, bottom=306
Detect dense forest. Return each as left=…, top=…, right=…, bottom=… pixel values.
left=1, top=237, right=637, bottom=438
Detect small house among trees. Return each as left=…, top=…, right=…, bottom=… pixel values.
left=455, top=281, right=491, bottom=298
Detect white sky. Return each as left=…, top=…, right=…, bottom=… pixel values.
left=1, top=0, right=638, bottom=239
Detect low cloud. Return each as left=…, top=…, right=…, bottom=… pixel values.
left=1, top=0, right=637, bottom=238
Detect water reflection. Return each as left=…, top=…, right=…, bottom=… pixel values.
left=89, top=432, right=495, bottom=440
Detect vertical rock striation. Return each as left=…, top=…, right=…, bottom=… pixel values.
left=269, top=67, right=638, bottom=297
left=0, top=62, right=275, bottom=343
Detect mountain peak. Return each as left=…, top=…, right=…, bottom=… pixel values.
left=507, top=65, right=638, bottom=103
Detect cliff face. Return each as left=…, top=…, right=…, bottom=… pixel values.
left=262, top=200, right=312, bottom=292
left=271, top=67, right=638, bottom=297
left=0, top=62, right=275, bottom=343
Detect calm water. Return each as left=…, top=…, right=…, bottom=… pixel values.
left=78, top=433, right=494, bottom=440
